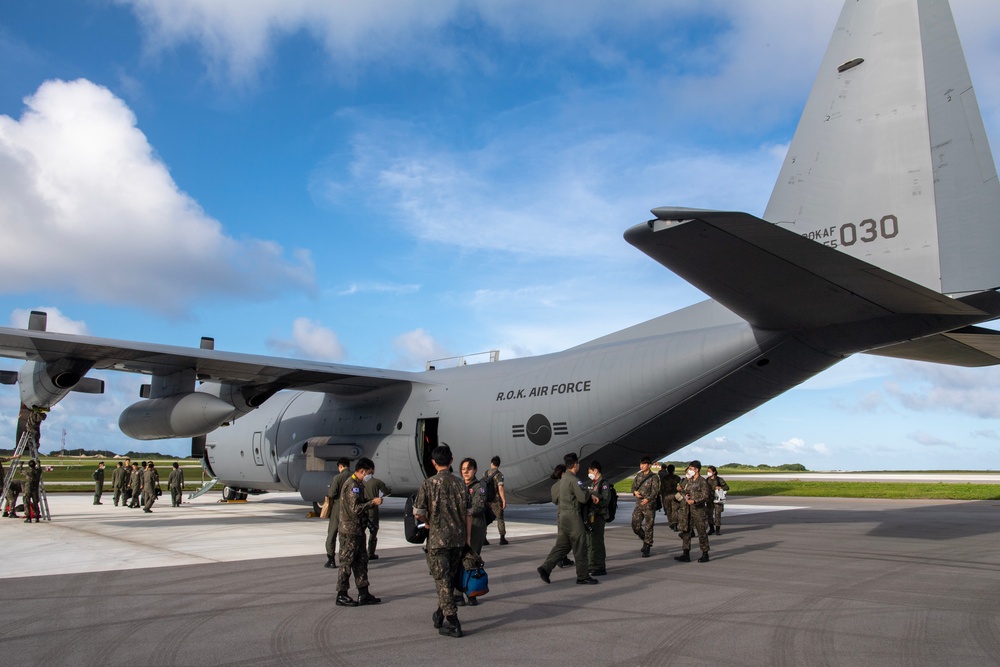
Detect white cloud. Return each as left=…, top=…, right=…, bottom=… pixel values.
left=906, top=431, right=956, bottom=449
left=393, top=328, right=450, bottom=371
left=337, top=282, right=420, bottom=297
left=267, top=317, right=345, bottom=361
left=9, top=307, right=89, bottom=335
left=0, top=79, right=315, bottom=315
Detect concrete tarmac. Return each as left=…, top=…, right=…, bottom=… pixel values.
left=1, top=493, right=999, bottom=665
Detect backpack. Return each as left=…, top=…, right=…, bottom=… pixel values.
left=403, top=494, right=429, bottom=544
left=483, top=470, right=498, bottom=503
left=606, top=487, right=618, bottom=522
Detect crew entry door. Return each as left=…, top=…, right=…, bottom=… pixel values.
left=416, top=418, right=439, bottom=478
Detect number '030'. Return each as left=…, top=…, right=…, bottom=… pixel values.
left=840, top=215, right=898, bottom=246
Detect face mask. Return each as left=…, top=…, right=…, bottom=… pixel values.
left=363, top=473, right=373, bottom=483
left=588, top=473, right=596, bottom=480
left=686, top=470, right=695, bottom=479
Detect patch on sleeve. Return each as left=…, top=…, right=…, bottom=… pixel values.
left=577, top=480, right=584, bottom=486
left=352, top=487, right=361, bottom=494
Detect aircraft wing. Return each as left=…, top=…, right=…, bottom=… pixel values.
left=624, top=208, right=992, bottom=332
left=0, top=327, right=424, bottom=395
left=865, top=326, right=1000, bottom=367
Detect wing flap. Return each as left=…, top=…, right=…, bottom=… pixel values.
left=0, top=328, right=423, bottom=395
left=866, top=326, right=1000, bottom=367
left=625, top=208, right=986, bottom=331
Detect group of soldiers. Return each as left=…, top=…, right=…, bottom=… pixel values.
left=322, top=449, right=508, bottom=639
left=104, top=458, right=186, bottom=512
left=539, top=454, right=731, bottom=585
left=631, top=458, right=729, bottom=564
left=2, top=457, right=188, bottom=519
left=1, top=459, right=42, bottom=522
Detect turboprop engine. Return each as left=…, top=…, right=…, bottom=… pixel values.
left=19, top=358, right=102, bottom=409
left=119, top=392, right=238, bottom=440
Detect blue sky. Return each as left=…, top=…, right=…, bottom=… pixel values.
left=2, top=0, right=1000, bottom=470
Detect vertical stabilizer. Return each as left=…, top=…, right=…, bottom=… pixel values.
left=764, top=0, right=1000, bottom=295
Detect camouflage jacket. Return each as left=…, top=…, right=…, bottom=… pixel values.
left=364, top=476, right=391, bottom=519
left=679, top=475, right=712, bottom=506
left=658, top=472, right=681, bottom=500
left=413, top=470, right=470, bottom=549
left=631, top=470, right=660, bottom=502
left=23, top=466, right=41, bottom=492
left=339, top=473, right=377, bottom=536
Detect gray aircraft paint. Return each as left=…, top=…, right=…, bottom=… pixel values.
left=1, top=0, right=999, bottom=504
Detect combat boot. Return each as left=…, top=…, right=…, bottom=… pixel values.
left=558, top=556, right=574, bottom=568
left=439, top=615, right=463, bottom=638
left=432, top=608, right=444, bottom=629
left=2, top=511, right=7, bottom=517
left=357, top=589, right=381, bottom=606
left=499, top=537, right=509, bottom=545
left=698, top=551, right=710, bottom=563
left=707, top=525, right=716, bottom=536
left=324, top=556, right=336, bottom=568
left=335, top=593, right=358, bottom=607
left=715, top=526, right=722, bottom=536
left=674, top=550, right=691, bottom=562
left=640, top=544, right=650, bottom=557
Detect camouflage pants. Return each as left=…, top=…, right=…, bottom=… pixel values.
left=367, top=514, right=379, bottom=556
left=337, top=533, right=370, bottom=593
left=426, top=546, right=462, bottom=617
left=631, top=502, right=655, bottom=546
left=488, top=499, right=505, bottom=537
left=666, top=496, right=681, bottom=526
left=712, top=502, right=724, bottom=527
left=678, top=504, right=710, bottom=553
left=23, top=489, right=38, bottom=519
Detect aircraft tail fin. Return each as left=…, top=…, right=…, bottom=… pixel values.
left=763, top=0, right=1000, bottom=296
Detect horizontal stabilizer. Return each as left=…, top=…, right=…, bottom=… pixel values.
left=625, top=208, right=987, bottom=331
left=866, top=326, right=1000, bottom=367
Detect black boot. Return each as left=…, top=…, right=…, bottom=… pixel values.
left=357, top=588, right=381, bottom=605
left=439, top=615, right=463, bottom=638
left=324, top=556, right=336, bottom=568
left=674, top=550, right=691, bottom=562
left=698, top=551, right=710, bottom=563
left=335, top=592, right=358, bottom=607
left=558, top=556, right=574, bottom=568
left=640, top=544, right=651, bottom=557
left=499, top=536, right=509, bottom=545
left=432, top=608, right=444, bottom=629
left=707, top=525, right=716, bottom=536
left=715, top=526, right=722, bottom=536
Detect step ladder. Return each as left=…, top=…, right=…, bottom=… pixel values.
left=1, top=415, right=51, bottom=521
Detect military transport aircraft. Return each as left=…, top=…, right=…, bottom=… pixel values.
left=1, top=0, right=999, bottom=504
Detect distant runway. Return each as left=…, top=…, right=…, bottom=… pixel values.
left=1, top=493, right=998, bottom=665
left=724, top=472, right=1000, bottom=483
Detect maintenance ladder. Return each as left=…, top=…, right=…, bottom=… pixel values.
left=1, top=428, right=51, bottom=521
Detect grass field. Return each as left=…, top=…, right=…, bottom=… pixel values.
left=611, top=478, right=1000, bottom=500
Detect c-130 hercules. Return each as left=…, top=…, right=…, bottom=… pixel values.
left=1, top=0, right=999, bottom=504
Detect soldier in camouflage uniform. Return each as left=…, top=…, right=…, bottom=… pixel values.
left=324, top=457, right=352, bottom=568
left=658, top=463, right=682, bottom=531
left=674, top=459, right=712, bottom=563
left=335, top=457, right=383, bottom=607
left=111, top=461, right=126, bottom=506
left=413, top=445, right=472, bottom=638
left=705, top=465, right=730, bottom=535
left=537, top=452, right=599, bottom=585
left=22, top=459, right=41, bottom=523
left=630, top=457, right=660, bottom=557
left=363, top=472, right=391, bottom=559
left=4, top=479, right=23, bottom=518
left=484, top=456, right=507, bottom=545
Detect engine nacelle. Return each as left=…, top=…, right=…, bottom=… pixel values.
left=119, top=392, right=238, bottom=440
left=19, top=359, right=96, bottom=409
